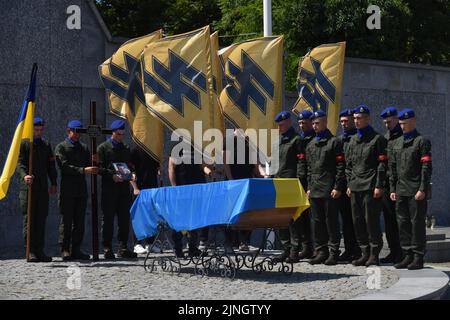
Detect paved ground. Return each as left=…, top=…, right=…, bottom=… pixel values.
left=0, top=252, right=400, bottom=300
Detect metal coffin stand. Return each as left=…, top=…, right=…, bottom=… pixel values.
left=143, top=207, right=297, bottom=279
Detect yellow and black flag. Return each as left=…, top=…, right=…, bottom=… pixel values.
left=99, top=30, right=164, bottom=163
left=292, top=42, right=346, bottom=134
left=210, top=31, right=225, bottom=134
left=219, top=36, right=284, bottom=158
left=141, top=26, right=214, bottom=154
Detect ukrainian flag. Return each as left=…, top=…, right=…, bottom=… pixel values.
left=131, top=178, right=310, bottom=239
left=99, top=30, right=164, bottom=163
left=292, top=42, right=346, bottom=135
left=0, top=64, right=37, bottom=200
left=218, top=36, right=284, bottom=158
left=141, top=26, right=214, bottom=157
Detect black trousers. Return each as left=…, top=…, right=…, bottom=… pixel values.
left=172, top=230, right=199, bottom=252
left=20, top=190, right=49, bottom=254
left=310, top=197, right=341, bottom=254
left=338, top=194, right=360, bottom=255
left=396, top=196, right=427, bottom=256
left=101, top=190, right=132, bottom=250
left=351, top=190, right=383, bottom=255
left=279, top=209, right=312, bottom=252
left=59, top=195, right=87, bottom=252
left=381, top=192, right=402, bottom=255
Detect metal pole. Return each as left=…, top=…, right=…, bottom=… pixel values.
left=25, top=139, right=33, bottom=261
left=263, top=0, right=272, bottom=37
left=90, top=101, right=99, bottom=261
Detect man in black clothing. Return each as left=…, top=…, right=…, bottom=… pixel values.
left=129, top=144, right=160, bottom=254
left=168, top=142, right=212, bottom=257
left=223, top=130, right=263, bottom=250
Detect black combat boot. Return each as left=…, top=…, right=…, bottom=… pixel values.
left=61, top=250, right=73, bottom=261
left=118, top=248, right=138, bottom=259
left=365, top=247, right=381, bottom=267
left=36, top=251, right=53, bottom=262
left=27, top=252, right=40, bottom=263
left=309, top=250, right=329, bottom=265
left=298, top=246, right=314, bottom=260
left=394, top=253, right=413, bottom=269
left=273, top=248, right=290, bottom=263
left=380, top=251, right=403, bottom=264
left=338, top=250, right=353, bottom=262
left=407, top=255, right=424, bottom=270
left=324, top=250, right=340, bottom=266
left=286, top=248, right=300, bottom=263
left=352, top=248, right=369, bottom=266
left=104, top=248, right=116, bottom=260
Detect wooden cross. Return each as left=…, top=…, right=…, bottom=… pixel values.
left=76, top=101, right=112, bottom=261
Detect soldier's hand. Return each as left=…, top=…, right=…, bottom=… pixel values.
left=415, top=190, right=426, bottom=201
left=84, top=166, right=99, bottom=175
left=24, top=175, right=34, bottom=185
left=49, top=185, right=57, bottom=195
left=113, top=174, right=123, bottom=183
left=373, top=188, right=383, bottom=199
left=331, top=189, right=342, bottom=199
left=307, top=190, right=311, bottom=198
left=346, top=188, right=351, bottom=197
left=390, top=192, right=397, bottom=201
left=133, top=188, right=141, bottom=196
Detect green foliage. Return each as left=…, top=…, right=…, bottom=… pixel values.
left=96, top=0, right=450, bottom=91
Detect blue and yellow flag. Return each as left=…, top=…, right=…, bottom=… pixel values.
left=99, top=30, right=164, bottom=163
left=141, top=26, right=214, bottom=155
left=0, top=64, right=37, bottom=200
left=292, top=42, right=346, bottom=134
left=219, top=36, right=284, bottom=158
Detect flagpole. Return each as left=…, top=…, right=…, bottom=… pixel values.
left=263, top=0, right=272, bottom=36
left=25, top=63, right=37, bottom=261
left=25, top=134, right=33, bottom=261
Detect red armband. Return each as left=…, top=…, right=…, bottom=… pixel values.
left=296, top=153, right=305, bottom=160
left=378, top=154, right=388, bottom=161
left=335, top=154, right=345, bottom=162
left=48, top=156, right=55, bottom=161
left=420, top=155, right=432, bottom=162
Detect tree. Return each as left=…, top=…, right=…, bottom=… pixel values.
left=96, top=0, right=450, bottom=91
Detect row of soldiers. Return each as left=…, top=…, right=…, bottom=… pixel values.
left=273, top=105, right=432, bottom=270
left=18, top=117, right=257, bottom=262
left=18, top=119, right=145, bottom=262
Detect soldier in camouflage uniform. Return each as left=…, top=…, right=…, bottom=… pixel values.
left=389, top=108, right=432, bottom=270
left=97, top=120, right=137, bottom=259
left=379, top=107, right=403, bottom=264
left=336, top=109, right=361, bottom=262
left=272, top=111, right=305, bottom=263
left=55, top=120, right=96, bottom=261
left=305, top=110, right=346, bottom=265
left=346, top=105, right=387, bottom=267
left=17, top=117, right=57, bottom=262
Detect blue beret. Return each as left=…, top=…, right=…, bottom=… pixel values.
left=339, top=108, right=354, bottom=117
left=110, top=120, right=126, bottom=131
left=353, top=104, right=370, bottom=115
left=33, top=117, right=44, bottom=126
left=67, top=120, right=83, bottom=129
left=380, top=107, right=398, bottom=118
left=311, top=109, right=326, bottom=119
left=398, top=108, right=415, bottom=120
left=274, top=111, right=291, bottom=122
left=297, top=110, right=313, bottom=120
